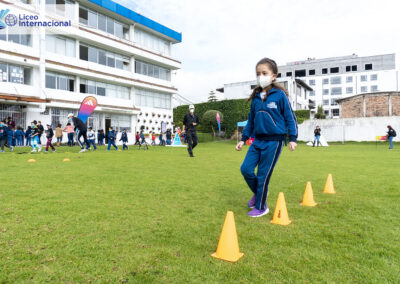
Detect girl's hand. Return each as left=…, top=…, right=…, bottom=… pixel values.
left=236, top=141, right=245, bottom=151
left=289, top=141, right=297, bottom=152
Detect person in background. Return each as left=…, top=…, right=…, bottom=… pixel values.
left=159, top=132, right=164, bottom=146
left=63, top=122, right=75, bottom=147
left=135, top=131, right=140, bottom=146
left=97, top=129, right=103, bottom=146
left=182, top=105, right=200, bottom=157
left=166, top=129, right=172, bottom=145
left=15, top=126, right=24, bottom=147
left=7, top=127, right=15, bottom=152
left=140, top=130, right=146, bottom=145
left=107, top=127, right=118, bottom=151
left=67, top=113, right=90, bottom=153
left=0, top=121, right=8, bottom=152
left=387, top=125, right=396, bottom=150
left=37, top=121, right=44, bottom=146
left=7, top=117, right=15, bottom=129
left=44, top=124, right=56, bottom=153
left=151, top=132, right=156, bottom=146
left=25, top=126, right=32, bottom=146
left=313, top=126, right=322, bottom=147
left=30, top=120, right=42, bottom=153
left=87, top=127, right=97, bottom=151
left=55, top=124, right=63, bottom=146
left=120, top=129, right=128, bottom=150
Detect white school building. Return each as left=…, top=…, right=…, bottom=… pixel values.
left=0, top=0, right=181, bottom=142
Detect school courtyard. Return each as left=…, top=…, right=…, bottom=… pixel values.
left=0, top=141, right=399, bottom=283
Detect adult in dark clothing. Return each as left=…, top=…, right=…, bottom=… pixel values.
left=37, top=121, right=44, bottom=145
left=387, top=125, right=396, bottom=150
left=0, top=121, right=8, bottom=152
left=166, top=129, right=172, bottom=145
left=68, top=113, right=89, bottom=152
left=313, top=126, right=322, bottom=147
left=182, top=104, right=200, bottom=157
left=7, top=117, right=15, bottom=129
left=45, top=124, right=56, bottom=152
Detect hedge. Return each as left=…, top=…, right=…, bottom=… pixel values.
left=174, top=99, right=310, bottom=137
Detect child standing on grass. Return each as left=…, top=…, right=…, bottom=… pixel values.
left=55, top=124, right=63, bottom=146
left=25, top=126, right=32, bottom=146
left=236, top=58, right=298, bottom=218
left=30, top=121, right=42, bottom=153
left=151, top=132, right=156, bottom=146
left=107, top=127, right=118, bottom=151
left=87, top=127, right=97, bottom=151
left=0, top=121, right=8, bottom=152
left=44, top=124, right=56, bottom=153
left=7, top=127, right=15, bottom=152
left=120, top=129, right=128, bottom=150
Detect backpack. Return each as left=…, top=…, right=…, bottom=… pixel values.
left=393, top=130, right=397, bottom=137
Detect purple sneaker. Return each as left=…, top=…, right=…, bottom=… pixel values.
left=247, top=208, right=269, bottom=218
left=248, top=195, right=256, bottom=208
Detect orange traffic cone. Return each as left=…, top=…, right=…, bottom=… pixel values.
left=211, top=211, right=244, bottom=262
left=301, top=182, right=317, bottom=207
left=27, top=159, right=36, bottom=163
left=270, top=192, right=291, bottom=225
left=323, top=174, right=336, bottom=194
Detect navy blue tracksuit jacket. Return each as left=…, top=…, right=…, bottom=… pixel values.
left=240, top=88, right=298, bottom=210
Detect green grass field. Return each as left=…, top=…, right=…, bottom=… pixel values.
left=1, top=141, right=399, bottom=283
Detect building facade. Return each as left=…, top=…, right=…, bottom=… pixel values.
left=216, top=77, right=314, bottom=111
left=0, top=0, right=181, bottom=140
left=336, top=92, right=400, bottom=118
left=277, top=54, right=397, bottom=118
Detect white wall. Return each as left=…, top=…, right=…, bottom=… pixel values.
left=298, top=116, right=400, bottom=142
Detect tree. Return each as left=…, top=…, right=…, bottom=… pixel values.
left=202, top=110, right=223, bottom=136
left=314, top=105, right=326, bottom=119
left=208, top=91, right=218, bottom=102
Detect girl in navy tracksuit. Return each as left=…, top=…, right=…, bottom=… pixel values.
left=236, top=58, right=298, bottom=218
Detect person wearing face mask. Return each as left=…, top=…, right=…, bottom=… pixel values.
left=236, top=57, right=298, bottom=218
left=107, top=127, right=118, bottom=151
left=67, top=113, right=90, bottom=153
left=182, top=105, right=200, bottom=157
left=0, top=121, right=8, bottom=152
left=30, top=120, right=42, bottom=153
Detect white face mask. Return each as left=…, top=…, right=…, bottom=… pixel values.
left=190, top=109, right=194, bottom=114
left=257, top=75, right=272, bottom=88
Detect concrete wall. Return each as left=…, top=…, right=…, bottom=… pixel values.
left=298, top=116, right=400, bottom=142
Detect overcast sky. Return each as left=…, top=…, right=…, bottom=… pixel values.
left=115, top=0, right=400, bottom=103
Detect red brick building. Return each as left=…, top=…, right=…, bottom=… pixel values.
left=337, top=92, right=400, bottom=118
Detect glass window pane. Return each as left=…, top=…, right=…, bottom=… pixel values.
left=80, top=45, right=88, bottom=61
left=98, top=50, right=107, bottom=65
left=0, top=63, right=7, bottom=82
left=116, top=58, right=123, bottom=69
left=79, top=7, right=88, bottom=25
left=107, top=54, right=115, bottom=67
left=115, top=22, right=123, bottom=38
left=107, top=17, right=114, bottom=34
left=66, top=39, right=75, bottom=57
left=88, top=10, right=97, bottom=28
left=56, top=37, right=66, bottom=56
left=88, top=47, right=97, bottom=63
left=58, top=76, right=68, bottom=90
left=87, top=81, right=96, bottom=94
left=98, top=14, right=106, bottom=32
left=8, top=34, right=20, bottom=44
left=46, top=73, right=56, bottom=89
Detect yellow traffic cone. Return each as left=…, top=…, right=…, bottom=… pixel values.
left=63, top=158, right=71, bottom=162
left=211, top=211, right=244, bottom=262
left=301, top=182, right=317, bottom=207
left=270, top=192, right=291, bottom=225
left=27, top=159, right=36, bottom=163
left=323, top=174, right=336, bottom=194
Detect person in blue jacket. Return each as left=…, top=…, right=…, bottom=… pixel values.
left=7, top=127, right=15, bottom=152
left=107, top=127, right=118, bottom=151
left=120, top=129, right=128, bottom=150
left=0, top=121, right=8, bottom=152
left=236, top=57, right=298, bottom=218
left=25, top=126, right=32, bottom=146
left=15, top=127, right=24, bottom=146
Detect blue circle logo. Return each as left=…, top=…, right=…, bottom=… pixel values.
left=5, top=14, right=17, bottom=27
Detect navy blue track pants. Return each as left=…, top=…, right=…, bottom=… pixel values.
left=240, top=140, right=284, bottom=210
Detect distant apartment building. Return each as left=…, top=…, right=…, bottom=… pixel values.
left=277, top=54, right=397, bottom=118
left=0, top=0, right=182, bottom=139
left=216, top=77, right=314, bottom=111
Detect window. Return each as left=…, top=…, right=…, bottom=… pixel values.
left=0, top=104, right=26, bottom=127
left=0, top=62, right=31, bottom=85
left=361, top=86, right=367, bottom=93
left=286, top=72, right=292, bottom=77
left=371, top=85, right=378, bottom=92
left=80, top=79, right=130, bottom=100
left=331, top=87, right=342, bottom=95
left=324, top=110, right=330, bottom=116
left=88, top=46, right=98, bottom=63
left=98, top=14, right=107, bottom=32
left=322, top=68, right=328, bottom=74
left=277, top=73, right=281, bottom=78
left=330, top=67, right=339, bottom=73
left=45, top=72, right=74, bottom=92
left=323, top=78, right=329, bottom=85
left=323, top=89, right=329, bottom=95
left=309, top=90, right=315, bottom=96
left=135, top=60, right=172, bottom=81
left=135, top=88, right=171, bottom=109
left=360, top=75, right=367, bottom=82
left=346, top=66, right=351, bottom=72
left=80, top=45, right=88, bottom=61
left=88, top=10, right=97, bottom=28
left=332, top=109, right=340, bottom=116
left=110, top=114, right=131, bottom=132
left=352, top=65, right=357, bottom=71
left=46, top=0, right=74, bottom=19
left=79, top=7, right=88, bottom=25
left=346, top=76, right=353, bottom=83
left=346, top=87, right=353, bottom=94
left=295, top=70, right=306, bottom=77
left=330, top=76, right=341, bottom=85
left=46, top=34, right=75, bottom=57
left=370, top=74, right=377, bottom=81
left=309, top=69, right=315, bottom=75
left=135, top=28, right=170, bottom=56
left=309, top=79, right=315, bottom=86
left=331, top=99, right=338, bottom=106
left=365, top=64, right=373, bottom=70
left=79, top=44, right=129, bottom=70
left=323, top=99, right=329, bottom=106
left=0, top=27, right=32, bottom=46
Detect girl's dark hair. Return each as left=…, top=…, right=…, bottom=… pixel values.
left=248, top=57, right=288, bottom=101
left=388, top=125, right=393, bottom=130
